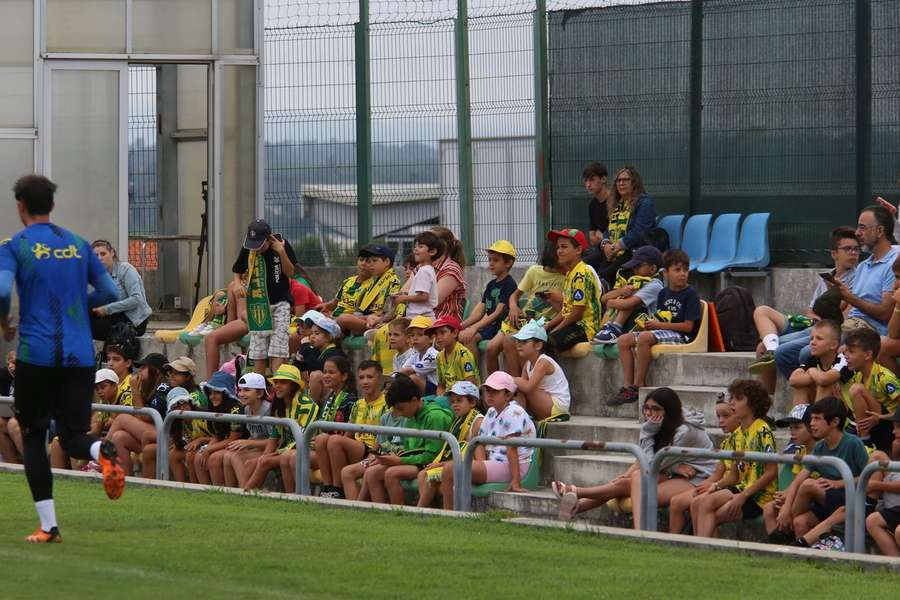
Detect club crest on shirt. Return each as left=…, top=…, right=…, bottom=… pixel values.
left=887, top=382, right=897, bottom=395
left=572, top=289, right=584, bottom=301
left=464, top=363, right=474, bottom=372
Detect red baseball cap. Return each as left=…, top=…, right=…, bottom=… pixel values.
left=547, top=228, right=588, bottom=251
left=425, top=315, right=462, bottom=333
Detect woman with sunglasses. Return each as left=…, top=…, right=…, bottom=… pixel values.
left=89, top=240, right=152, bottom=341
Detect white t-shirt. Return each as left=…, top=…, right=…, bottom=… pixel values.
left=406, top=265, right=437, bottom=318
left=883, top=471, right=900, bottom=510
left=392, top=348, right=416, bottom=376
left=478, top=400, right=537, bottom=463
left=401, top=345, right=439, bottom=386
left=525, top=354, right=570, bottom=411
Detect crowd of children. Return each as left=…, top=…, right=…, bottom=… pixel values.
left=4, top=201, right=900, bottom=558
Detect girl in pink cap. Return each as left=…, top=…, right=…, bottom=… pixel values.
left=438, top=371, right=536, bottom=509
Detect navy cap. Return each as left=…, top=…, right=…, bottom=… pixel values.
left=622, top=245, right=663, bottom=270
left=359, top=244, right=396, bottom=261
left=243, top=219, right=271, bottom=250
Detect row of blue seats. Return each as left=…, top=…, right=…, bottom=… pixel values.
left=657, top=212, right=770, bottom=273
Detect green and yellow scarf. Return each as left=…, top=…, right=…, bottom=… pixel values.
left=357, top=269, right=401, bottom=315
left=246, top=250, right=273, bottom=333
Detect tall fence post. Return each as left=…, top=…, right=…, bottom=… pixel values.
left=688, top=0, right=703, bottom=216
left=455, top=0, right=476, bottom=265
left=533, top=0, right=552, bottom=240
left=855, top=0, right=872, bottom=214
left=355, top=0, right=373, bottom=247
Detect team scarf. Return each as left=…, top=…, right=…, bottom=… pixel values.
left=320, top=389, right=351, bottom=423
left=425, top=408, right=481, bottom=483
left=246, top=250, right=273, bottom=333
left=357, top=269, right=401, bottom=314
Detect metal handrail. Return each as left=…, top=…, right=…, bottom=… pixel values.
left=459, top=436, right=650, bottom=520
left=851, top=459, right=900, bottom=554
left=300, top=420, right=464, bottom=509
left=646, top=447, right=858, bottom=549
left=159, top=410, right=304, bottom=490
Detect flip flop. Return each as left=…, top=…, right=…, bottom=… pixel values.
left=559, top=491, right=579, bottom=521
left=551, top=481, right=576, bottom=499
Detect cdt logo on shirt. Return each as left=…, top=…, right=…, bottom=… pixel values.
left=32, top=243, right=82, bottom=261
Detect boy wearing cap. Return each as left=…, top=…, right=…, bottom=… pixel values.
left=459, top=241, right=518, bottom=373
left=544, top=229, right=604, bottom=353
left=764, top=404, right=816, bottom=543
left=232, top=219, right=298, bottom=376
left=439, top=371, right=537, bottom=510
left=788, top=320, right=848, bottom=406
left=611, top=249, right=702, bottom=406
left=398, top=315, right=439, bottom=396
left=866, top=408, right=900, bottom=556
left=316, top=251, right=371, bottom=318
left=336, top=245, right=401, bottom=336
left=430, top=316, right=481, bottom=398
left=591, top=245, right=664, bottom=345
left=364, top=374, right=453, bottom=505
left=292, top=310, right=345, bottom=403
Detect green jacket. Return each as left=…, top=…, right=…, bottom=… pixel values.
left=399, top=400, right=454, bottom=466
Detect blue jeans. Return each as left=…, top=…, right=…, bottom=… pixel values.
left=774, top=328, right=812, bottom=379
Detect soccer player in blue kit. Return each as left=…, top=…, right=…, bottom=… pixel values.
left=0, top=175, right=125, bottom=543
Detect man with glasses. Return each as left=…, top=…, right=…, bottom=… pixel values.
left=749, top=227, right=860, bottom=390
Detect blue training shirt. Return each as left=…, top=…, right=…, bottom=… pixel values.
left=0, top=223, right=118, bottom=368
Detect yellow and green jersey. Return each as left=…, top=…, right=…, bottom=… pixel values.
left=731, top=418, right=778, bottom=508
left=332, top=275, right=369, bottom=317
left=357, top=269, right=401, bottom=315
left=437, top=342, right=480, bottom=389
left=562, top=261, right=603, bottom=338
left=348, top=393, right=387, bottom=450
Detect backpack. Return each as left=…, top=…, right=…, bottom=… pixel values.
left=642, top=227, right=670, bottom=253
left=714, top=286, right=758, bottom=352
left=103, top=321, right=141, bottom=363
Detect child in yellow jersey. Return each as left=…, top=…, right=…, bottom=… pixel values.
left=315, top=252, right=372, bottom=318
left=319, top=360, right=386, bottom=499
left=763, top=404, right=817, bottom=543
left=544, top=229, right=603, bottom=353
left=843, top=327, right=900, bottom=452
left=416, top=381, right=483, bottom=508
left=243, top=365, right=318, bottom=492
left=592, top=246, right=664, bottom=345
left=691, top=379, right=778, bottom=538
left=428, top=316, right=480, bottom=398
left=669, top=397, right=740, bottom=534
left=336, top=245, right=401, bottom=336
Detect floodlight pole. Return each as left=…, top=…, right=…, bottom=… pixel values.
left=455, top=0, right=476, bottom=265
left=356, top=0, right=373, bottom=247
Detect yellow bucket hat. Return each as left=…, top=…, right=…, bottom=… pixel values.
left=270, top=364, right=303, bottom=386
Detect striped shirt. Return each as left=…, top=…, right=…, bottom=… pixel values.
left=435, top=258, right=467, bottom=320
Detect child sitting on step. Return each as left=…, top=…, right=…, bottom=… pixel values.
left=591, top=245, right=664, bottom=345
left=511, top=318, right=571, bottom=421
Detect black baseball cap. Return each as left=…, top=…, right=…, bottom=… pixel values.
left=243, top=219, right=272, bottom=250
left=359, top=244, right=396, bottom=262
left=134, top=352, right=168, bottom=371
left=622, top=245, right=663, bottom=270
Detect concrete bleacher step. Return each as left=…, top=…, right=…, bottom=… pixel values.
left=481, top=488, right=633, bottom=527
left=552, top=454, right=634, bottom=486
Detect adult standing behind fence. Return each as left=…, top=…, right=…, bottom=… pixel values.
left=89, top=239, right=152, bottom=341
left=430, top=226, right=468, bottom=321
left=585, top=166, right=656, bottom=288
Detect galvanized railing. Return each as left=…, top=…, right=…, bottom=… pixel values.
left=158, top=410, right=304, bottom=489
left=851, top=459, right=900, bottom=554
left=459, top=436, right=650, bottom=518
left=300, top=420, right=464, bottom=509
left=646, top=447, right=859, bottom=549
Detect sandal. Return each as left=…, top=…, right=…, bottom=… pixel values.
left=551, top=481, right=576, bottom=499
left=558, top=491, right=579, bottom=521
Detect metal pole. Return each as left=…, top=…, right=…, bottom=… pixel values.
left=533, top=0, right=552, bottom=239
left=855, top=0, right=872, bottom=215
left=455, top=0, right=476, bottom=265
left=852, top=459, right=900, bottom=554
left=355, top=0, right=373, bottom=247
left=688, top=0, right=703, bottom=216
left=645, top=448, right=857, bottom=547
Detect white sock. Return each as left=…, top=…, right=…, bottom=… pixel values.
left=762, top=334, right=779, bottom=352
left=90, top=441, right=102, bottom=462
left=35, top=499, right=57, bottom=531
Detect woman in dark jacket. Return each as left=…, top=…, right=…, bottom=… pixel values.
left=585, top=166, right=656, bottom=288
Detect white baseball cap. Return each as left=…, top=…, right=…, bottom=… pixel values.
left=238, top=372, right=268, bottom=390
left=95, top=368, right=119, bottom=385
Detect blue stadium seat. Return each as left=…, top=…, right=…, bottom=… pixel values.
left=728, top=212, right=771, bottom=269
left=695, top=214, right=742, bottom=274
left=680, top=214, right=712, bottom=270
left=657, top=214, right=684, bottom=250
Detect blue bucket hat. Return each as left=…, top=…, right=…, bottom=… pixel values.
left=202, top=370, right=237, bottom=401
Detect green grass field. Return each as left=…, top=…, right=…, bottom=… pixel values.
left=1, top=472, right=897, bottom=599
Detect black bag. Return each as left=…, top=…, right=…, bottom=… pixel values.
left=104, top=321, right=141, bottom=362
left=642, top=227, right=670, bottom=253
left=715, top=286, right=758, bottom=352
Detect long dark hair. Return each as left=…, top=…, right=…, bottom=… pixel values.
left=431, top=226, right=466, bottom=268
left=325, top=355, right=356, bottom=395
left=140, top=365, right=165, bottom=404
left=272, top=380, right=300, bottom=419
left=645, top=387, right=684, bottom=453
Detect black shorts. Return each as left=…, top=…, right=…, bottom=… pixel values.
left=13, top=361, right=95, bottom=438
left=878, top=506, right=900, bottom=533
left=549, top=323, right=588, bottom=353
left=810, top=488, right=846, bottom=522
left=728, top=487, right=763, bottom=519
